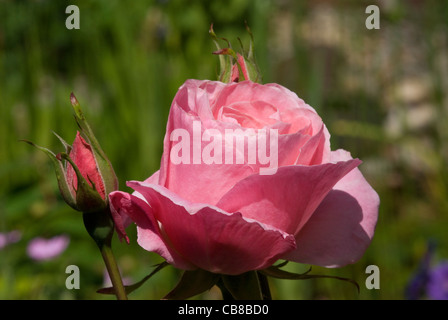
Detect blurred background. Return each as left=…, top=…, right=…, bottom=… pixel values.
left=1, top=0, right=448, bottom=299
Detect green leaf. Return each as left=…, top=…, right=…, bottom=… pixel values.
left=164, top=269, right=220, bottom=300
left=97, top=262, right=169, bottom=296
left=260, top=265, right=360, bottom=293
left=221, top=271, right=263, bottom=300
left=260, top=265, right=312, bottom=280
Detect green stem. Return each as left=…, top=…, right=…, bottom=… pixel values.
left=257, top=272, right=272, bottom=300
left=83, top=210, right=128, bottom=300
left=217, top=278, right=235, bottom=300
left=221, top=271, right=263, bottom=300
left=100, top=243, right=128, bottom=300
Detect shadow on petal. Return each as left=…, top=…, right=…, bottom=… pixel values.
left=284, top=189, right=372, bottom=268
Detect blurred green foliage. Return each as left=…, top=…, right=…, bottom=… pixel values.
left=1, top=0, right=448, bottom=299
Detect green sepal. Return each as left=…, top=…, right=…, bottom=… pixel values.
left=213, top=47, right=248, bottom=81
left=242, top=22, right=261, bottom=83
left=220, top=271, right=263, bottom=300
left=82, top=209, right=114, bottom=249
left=164, top=269, right=220, bottom=300
left=97, top=262, right=169, bottom=296
left=241, top=55, right=261, bottom=83
left=209, top=24, right=234, bottom=83
left=53, top=131, right=72, bottom=154
left=260, top=264, right=360, bottom=293
left=59, top=152, right=106, bottom=213
left=21, top=140, right=78, bottom=210
left=70, top=93, right=119, bottom=201
left=210, top=24, right=262, bottom=83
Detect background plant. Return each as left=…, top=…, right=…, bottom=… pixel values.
left=1, top=0, right=448, bottom=299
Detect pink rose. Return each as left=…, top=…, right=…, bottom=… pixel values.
left=110, top=80, right=379, bottom=275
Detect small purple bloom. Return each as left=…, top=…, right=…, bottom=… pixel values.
left=0, top=230, right=21, bottom=249
left=103, top=269, right=132, bottom=288
left=426, top=262, right=448, bottom=300
left=27, top=235, right=70, bottom=261
left=405, top=241, right=435, bottom=299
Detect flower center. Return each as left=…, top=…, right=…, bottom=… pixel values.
left=219, top=100, right=280, bottom=129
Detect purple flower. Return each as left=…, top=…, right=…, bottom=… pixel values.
left=405, top=241, right=434, bottom=300
left=103, top=269, right=132, bottom=288
left=426, top=262, right=448, bottom=300
left=0, top=230, right=21, bottom=249
left=27, top=235, right=70, bottom=261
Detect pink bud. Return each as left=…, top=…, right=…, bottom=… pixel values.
left=66, top=131, right=106, bottom=200
left=210, top=25, right=262, bottom=83
left=230, top=53, right=250, bottom=82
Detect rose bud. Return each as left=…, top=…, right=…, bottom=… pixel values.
left=24, top=93, right=118, bottom=213
left=210, top=24, right=261, bottom=83
left=56, top=131, right=108, bottom=213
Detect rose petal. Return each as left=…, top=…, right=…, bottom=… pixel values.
left=283, top=150, right=380, bottom=267
left=175, top=79, right=226, bottom=120
left=216, top=159, right=361, bottom=236
left=295, top=123, right=331, bottom=165
left=220, top=100, right=280, bottom=129
left=159, top=99, right=255, bottom=204
left=109, top=191, right=130, bottom=243
left=128, top=181, right=296, bottom=275
left=159, top=80, right=333, bottom=204
left=142, top=170, right=160, bottom=185
left=109, top=190, right=194, bottom=270
left=109, top=170, right=161, bottom=240
left=211, top=81, right=317, bottom=117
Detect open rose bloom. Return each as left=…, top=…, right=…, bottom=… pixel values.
left=110, top=79, right=379, bottom=275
